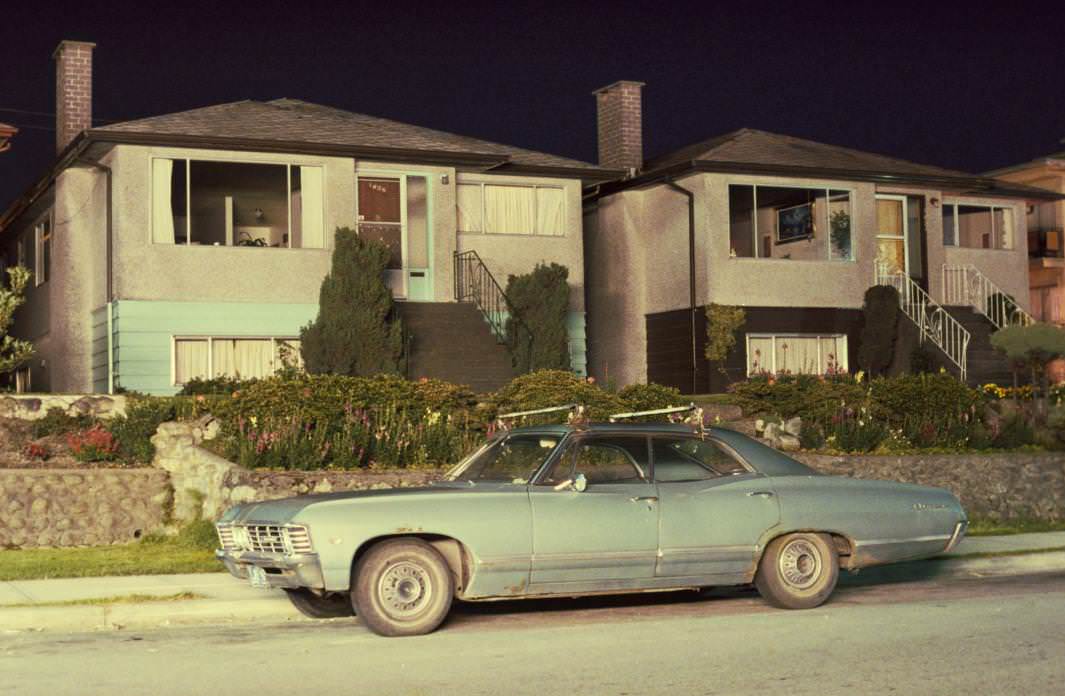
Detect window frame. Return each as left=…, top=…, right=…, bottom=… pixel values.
left=33, top=211, right=52, bottom=287
left=536, top=433, right=652, bottom=486
left=727, top=183, right=855, bottom=262
left=149, top=155, right=326, bottom=250
left=745, top=332, right=848, bottom=376
left=456, top=181, right=567, bottom=237
left=171, top=335, right=302, bottom=385
left=941, top=201, right=1016, bottom=250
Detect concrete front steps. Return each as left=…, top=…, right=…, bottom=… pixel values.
left=396, top=302, right=516, bottom=393
left=943, top=306, right=1023, bottom=387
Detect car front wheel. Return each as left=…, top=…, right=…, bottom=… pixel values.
left=755, top=532, right=839, bottom=610
left=284, top=588, right=355, bottom=619
left=352, top=538, right=454, bottom=637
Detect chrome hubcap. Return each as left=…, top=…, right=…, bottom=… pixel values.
left=377, top=561, right=432, bottom=618
left=778, top=539, right=822, bottom=590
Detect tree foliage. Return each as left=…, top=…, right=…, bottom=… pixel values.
left=0, top=266, right=34, bottom=375
left=705, top=304, right=746, bottom=375
left=857, top=285, right=899, bottom=376
left=505, top=263, right=571, bottom=373
left=300, top=228, right=403, bottom=376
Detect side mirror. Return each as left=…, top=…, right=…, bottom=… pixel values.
left=573, top=473, right=587, bottom=493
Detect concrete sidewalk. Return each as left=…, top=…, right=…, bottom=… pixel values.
left=2, top=532, right=1064, bottom=634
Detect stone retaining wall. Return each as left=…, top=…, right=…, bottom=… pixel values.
left=0, top=394, right=127, bottom=420
left=0, top=468, right=171, bottom=547
left=794, top=452, right=1065, bottom=521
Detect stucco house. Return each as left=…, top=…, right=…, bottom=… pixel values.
left=0, top=41, right=618, bottom=394
left=987, top=147, right=1065, bottom=326
left=584, top=81, right=1060, bottom=392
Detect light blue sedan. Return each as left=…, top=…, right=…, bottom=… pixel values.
left=215, top=422, right=968, bottom=636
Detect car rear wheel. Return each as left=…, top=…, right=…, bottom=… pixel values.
left=284, top=588, right=355, bottom=619
left=755, top=532, right=839, bottom=610
left=352, top=538, right=454, bottom=637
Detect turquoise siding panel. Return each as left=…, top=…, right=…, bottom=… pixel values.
left=91, top=306, right=109, bottom=393
left=567, top=311, right=587, bottom=377
left=113, top=300, right=318, bottom=395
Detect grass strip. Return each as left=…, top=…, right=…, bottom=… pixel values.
left=940, top=545, right=1065, bottom=561
left=3, top=591, right=207, bottom=609
left=966, top=518, right=1065, bottom=537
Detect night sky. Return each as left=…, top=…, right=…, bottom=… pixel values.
left=3, top=1, right=1065, bottom=211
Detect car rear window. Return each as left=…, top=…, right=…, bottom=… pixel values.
left=652, top=437, right=749, bottom=481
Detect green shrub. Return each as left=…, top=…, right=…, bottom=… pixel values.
left=488, top=369, right=626, bottom=421
left=31, top=407, right=95, bottom=438
left=798, top=420, right=826, bottom=450
left=177, top=376, right=256, bottom=396
left=728, top=373, right=865, bottom=420
left=992, top=414, right=1035, bottom=449
left=300, top=228, right=403, bottom=376
left=909, top=344, right=936, bottom=374
left=868, top=372, right=981, bottom=428
left=618, top=383, right=686, bottom=412
left=705, top=304, right=746, bottom=375
left=857, top=285, right=899, bottom=376
left=107, top=397, right=178, bottom=464
left=66, top=426, right=119, bottom=462
left=505, top=263, right=571, bottom=373
left=827, top=410, right=888, bottom=453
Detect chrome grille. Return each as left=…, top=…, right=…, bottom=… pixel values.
left=216, top=523, right=314, bottom=555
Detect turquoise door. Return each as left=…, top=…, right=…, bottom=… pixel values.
left=529, top=435, right=659, bottom=584
left=651, top=435, right=780, bottom=579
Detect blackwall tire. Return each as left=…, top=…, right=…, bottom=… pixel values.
left=755, top=532, right=839, bottom=610
left=352, top=538, right=454, bottom=637
left=284, top=588, right=355, bottom=619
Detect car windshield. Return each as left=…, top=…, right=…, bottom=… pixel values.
left=446, top=433, right=562, bottom=484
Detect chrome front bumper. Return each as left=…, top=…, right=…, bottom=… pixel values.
left=216, top=549, right=326, bottom=590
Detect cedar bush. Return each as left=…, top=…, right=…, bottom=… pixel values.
left=487, top=369, right=625, bottom=421
left=177, top=376, right=256, bottom=396
left=867, top=372, right=981, bottom=428
left=505, top=263, right=571, bottom=373
left=857, top=285, right=899, bottom=376
left=617, top=383, right=686, bottom=412
left=300, top=228, right=403, bottom=376
left=31, top=407, right=96, bottom=438
left=727, top=373, right=866, bottom=420
left=107, top=397, right=179, bottom=464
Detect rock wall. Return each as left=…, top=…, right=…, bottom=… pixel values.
left=150, top=420, right=442, bottom=523
left=0, top=468, right=171, bottom=547
left=0, top=394, right=127, bottom=421
left=794, top=452, right=1065, bottom=521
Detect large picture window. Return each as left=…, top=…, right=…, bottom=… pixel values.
left=746, top=333, right=847, bottom=376
left=728, top=184, right=852, bottom=261
left=942, top=203, right=1014, bottom=250
left=457, top=182, right=565, bottom=236
left=173, top=336, right=302, bottom=384
left=152, top=158, right=324, bottom=249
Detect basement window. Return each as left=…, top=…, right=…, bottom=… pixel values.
left=173, top=337, right=302, bottom=384
left=728, top=185, right=852, bottom=261
left=152, top=158, right=324, bottom=249
left=34, top=213, right=52, bottom=286
left=457, top=182, right=565, bottom=236
left=746, top=333, right=848, bottom=376
left=942, top=203, right=1014, bottom=250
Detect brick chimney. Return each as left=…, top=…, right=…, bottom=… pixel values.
left=53, top=40, right=95, bottom=154
left=593, top=80, right=645, bottom=174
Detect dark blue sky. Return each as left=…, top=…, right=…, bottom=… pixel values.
left=3, top=1, right=1064, bottom=210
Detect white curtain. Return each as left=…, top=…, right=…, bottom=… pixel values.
left=485, top=185, right=535, bottom=235
left=456, top=183, right=483, bottom=232
left=275, top=339, right=303, bottom=369
left=746, top=336, right=774, bottom=375
left=152, top=159, right=176, bottom=244
left=820, top=336, right=847, bottom=373
left=775, top=336, right=821, bottom=375
left=536, top=187, right=565, bottom=236
left=212, top=339, right=274, bottom=379
left=300, top=166, right=325, bottom=249
left=175, top=339, right=208, bottom=383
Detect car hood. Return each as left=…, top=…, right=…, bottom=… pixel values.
left=218, top=481, right=494, bottom=524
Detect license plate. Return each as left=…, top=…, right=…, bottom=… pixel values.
left=247, top=565, right=270, bottom=589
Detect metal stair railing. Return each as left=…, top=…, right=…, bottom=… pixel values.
left=942, top=264, right=1035, bottom=330
left=875, top=262, right=970, bottom=382
left=453, top=250, right=534, bottom=368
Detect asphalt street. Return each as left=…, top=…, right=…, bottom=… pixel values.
left=3, top=572, right=1064, bottom=696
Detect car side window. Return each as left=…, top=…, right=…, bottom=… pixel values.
left=652, top=437, right=749, bottom=482
left=542, top=436, right=649, bottom=486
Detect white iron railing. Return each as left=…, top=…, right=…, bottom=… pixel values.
left=875, top=263, right=970, bottom=382
left=942, top=264, right=1035, bottom=330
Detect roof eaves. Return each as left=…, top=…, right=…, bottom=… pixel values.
left=0, top=132, right=94, bottom=232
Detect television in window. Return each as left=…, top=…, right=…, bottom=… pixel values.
left=776, top=202, right=815, bottom=243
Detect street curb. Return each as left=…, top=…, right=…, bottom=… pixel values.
left=3, top=551, right=1064, bottom=634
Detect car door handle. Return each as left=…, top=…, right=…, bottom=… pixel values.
left=748, top=491, right=775, bottom=498
left=629, top=496, right=659, bottom=503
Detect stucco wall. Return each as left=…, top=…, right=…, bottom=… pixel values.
left=940, top=193, right=1030, bottom=308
